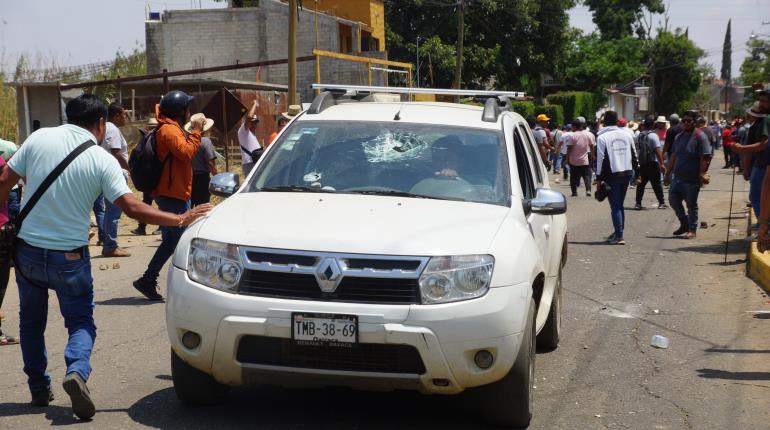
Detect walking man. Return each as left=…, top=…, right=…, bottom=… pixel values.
left=100, top=103, right=131, bottom=257
left=0, top=94, right=210, bottom=419
left=133, top=91, right=205, bottom=300
left=238, top=99, right=262, bottom=177
left=634, top=115, right=667, bottom=210
left=532, top=114, right=555, bottom=167
left=566, top=117, right=595, bottom=197
left=664, top=110, right=712, bottom=239
left=596, top=111, right=638, bottom=245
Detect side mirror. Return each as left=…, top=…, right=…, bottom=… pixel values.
left=528, top=188, right=567, bottom=215
left=209, top=172, right=240, bottom=198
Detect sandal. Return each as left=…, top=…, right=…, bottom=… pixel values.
left=0, top=333, right=19, bottom=345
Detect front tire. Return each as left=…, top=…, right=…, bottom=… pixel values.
left=171, top=348, right=228, bottom=404
left=537, top=266, right=562, bottom=350
left=475, top=298, right=536, bottom=428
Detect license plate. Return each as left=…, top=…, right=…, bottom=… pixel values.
left=292, top=313, right=358, bottom=345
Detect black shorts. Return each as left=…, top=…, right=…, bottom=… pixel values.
left=191, top=172, right=211, bottom=207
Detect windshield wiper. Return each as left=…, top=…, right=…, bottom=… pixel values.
left=346, top=190, right=466, bottom=202
left=258, top=185, right=333, bottom=193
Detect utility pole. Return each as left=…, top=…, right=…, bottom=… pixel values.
left=452, top=0, right=464, bottom=90
left=416, top=36, right=421, bottom=88
left=288, top=0, right=298, bottom=105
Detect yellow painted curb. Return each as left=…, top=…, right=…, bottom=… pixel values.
left=747, top=211, right=770, bottom=293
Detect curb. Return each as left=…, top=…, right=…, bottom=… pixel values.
left=747, top=210, right=770, bottom=293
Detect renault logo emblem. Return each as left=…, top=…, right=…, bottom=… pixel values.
left=316, top=258, right=343, bottom=293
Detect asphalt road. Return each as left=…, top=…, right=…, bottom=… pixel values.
left=2, top=155, right=770, bottom=429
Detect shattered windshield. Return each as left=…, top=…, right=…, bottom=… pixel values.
left=247, top=121, right=510, bottom=206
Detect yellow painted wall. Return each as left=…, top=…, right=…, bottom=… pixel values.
left=307, top=0, right=385, bottom=51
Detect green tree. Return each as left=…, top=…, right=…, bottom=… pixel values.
left=740, top=37, right=770, bottom=87
left=649, top=30, right=704, bottom=114
left=721, top=19, right=731, bottom=82
left=562, top=33, right=646, bottom=95
left=583, top=0, right=665, bottom=40
left=384, top=0, right=575, bottom=95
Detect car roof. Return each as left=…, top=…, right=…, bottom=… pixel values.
left=297, top=101, right=526, bottom=130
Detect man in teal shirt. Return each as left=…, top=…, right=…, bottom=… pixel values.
left=0, top=95, right=212, bottom=420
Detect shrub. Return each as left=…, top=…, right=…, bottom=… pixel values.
left=545, top=91, right=600, bottom=123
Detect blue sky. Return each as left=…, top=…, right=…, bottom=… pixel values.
left=0, top=0, right=768, bottom=79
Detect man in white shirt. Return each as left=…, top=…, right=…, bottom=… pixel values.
left=596, top=110, right=639, bottom=245
left=238, top=99, right=262, bottom=177
left=100, top=104, right=131, bottom=257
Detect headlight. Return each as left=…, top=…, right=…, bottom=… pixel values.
left=188, top=238, right=243, bottom=291
left=419, top=255, right=494, bottom=304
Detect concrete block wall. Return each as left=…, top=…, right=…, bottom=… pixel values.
left=145, top=0, right=387, bottom=103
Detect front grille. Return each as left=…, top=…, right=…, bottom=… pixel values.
left=238, top=270, right=421, bottom=304
left=236, top=336, right=426, bottom=374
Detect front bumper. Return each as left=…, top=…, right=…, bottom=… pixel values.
left=166, top=266, right=531, bottom=394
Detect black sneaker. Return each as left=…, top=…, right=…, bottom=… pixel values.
left=30, top=389, right=54, bottom=407
left=634, top=203, right=643, bottom=210
left=673, top=225, right=688, bottom=236
left=63, top=372, right=95, bottom=420
left=571, top=192, right=578, bottom=197
left=130, top=227, right=146, bottom=236
left=586, top=191, right=592, bottom=197
left=133, top=278, right=163, bottom=301
left=658, top=203, right=668, bottom=209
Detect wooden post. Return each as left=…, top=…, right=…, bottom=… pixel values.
left=162, top=68, right=169, bottom=93
left=288, top=0, right=298, bottom=105
left=367, top=62, right=372, bottom=86
left=131, top=89, right=136, bottom=121
left=452, top=0, right=465, bottom=91
left=221, top=88, right=230, bottom=173
left=315, top=54, right=321, bottom=95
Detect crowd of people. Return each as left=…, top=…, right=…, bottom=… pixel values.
left=528, top=89, right=770, bottom=246
left=0, top=90, right=299, bottom=419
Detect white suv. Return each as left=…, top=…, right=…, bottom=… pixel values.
left=166, top=87, right=567, bottom=428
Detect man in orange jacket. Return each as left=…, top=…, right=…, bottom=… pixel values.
left=133, top=91, right=204, bottom=300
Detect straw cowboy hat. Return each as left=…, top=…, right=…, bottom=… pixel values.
left=147, top=116, right=158, bottom=126
left=184, top=113, right=215, bottom=133
left=655, top=115, right=667, bottom=123
left=746, top=101, right=767, bottom=118
left=281, top=105, right=302, bottom=121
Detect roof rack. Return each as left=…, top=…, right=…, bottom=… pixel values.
left=307, top=84, right=525, bottom=123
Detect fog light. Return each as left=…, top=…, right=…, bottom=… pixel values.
left=432, top=378, right=450, bottom=387
left=474, top=350, right=494, bottom=369
left=181, top=331, right=201, bottom=349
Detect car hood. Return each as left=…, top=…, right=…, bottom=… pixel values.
left=197, top=192, right=510, bottom=256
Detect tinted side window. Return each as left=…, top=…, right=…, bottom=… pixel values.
left=513, top=128, right=536, bottom=199
left=519, top=125, right=543, bottom=185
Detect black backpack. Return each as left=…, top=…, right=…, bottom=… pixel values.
left=635, top=131, right=657, bottom=165
left=129, top=125, right=167, bottom=193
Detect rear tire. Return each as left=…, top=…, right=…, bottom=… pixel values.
left=537, top=266, right=562, bottom=350
left=476, top=298, right=536, bottom=428
left=171, top=348, right=228, bottom=404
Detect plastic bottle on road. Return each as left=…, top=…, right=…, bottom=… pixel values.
left=650, top=335, right=669, bottom=349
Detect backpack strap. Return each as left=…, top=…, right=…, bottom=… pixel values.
left=16, top=139, right=96, bottom=231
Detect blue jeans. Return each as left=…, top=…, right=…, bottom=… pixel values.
left=102, top=199, right=123, bottom=253
left=15, top=241, right=95, bottom=395
left=750, top=166, right=766, bottom=219
left=142, top=197, right=190, bottom=283
left=8, top=189, right=21, bottom=220
left=93, top=195, right=106, bottom=243
left=606, top=174, right=630, bottom=239
left=551, top=152, right=564, bottom=173
left=669, top=178, right=701, bottom=232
